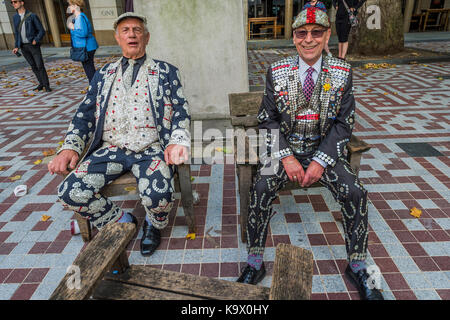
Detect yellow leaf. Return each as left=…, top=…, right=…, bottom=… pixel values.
left=33, top=159, right=42, bottom=165
left=124, top=186, right=136, bottom=192
left=0, top=166, right=5, bottom=171
left=222, top=147, right=232, bottom=154
left=41, top=215, right=51, bottom=222
left=410, top=207, right=422, bottom=218
left=190, top=176, right=195, bottom=182
left=10, top=175, right=21, bottom=181
left=42, top=149, right=56, bottom=157
left=215, top=147, right=223, bottom=152
left=186, top=233, right=196, bottom=240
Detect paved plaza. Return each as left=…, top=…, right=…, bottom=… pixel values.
left=0, top=39, right=449, bottom=300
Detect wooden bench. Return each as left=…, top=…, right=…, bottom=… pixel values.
left=228, top=92, right=371, bottom=242
left=42, top=156, right=196, bottom=242
left=50, top=222, right=314, bottom=300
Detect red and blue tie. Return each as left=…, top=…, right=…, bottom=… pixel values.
left=303, top=67, right=315, bottom=101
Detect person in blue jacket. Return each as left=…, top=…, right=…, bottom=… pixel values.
left=11, top=0, right=51, bottom=92
left=67, top=0, right=99, bottom=83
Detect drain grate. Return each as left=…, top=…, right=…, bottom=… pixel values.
left=396, top=143, right=443, bottom=157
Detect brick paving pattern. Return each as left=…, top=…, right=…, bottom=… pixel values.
left=0, top=47, right=449, bottom=299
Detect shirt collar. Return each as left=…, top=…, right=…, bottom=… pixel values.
left=122, top=54, right=147, bottom=67
left=298, top=55, right=322, bottom=76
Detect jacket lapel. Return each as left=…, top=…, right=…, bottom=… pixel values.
left=319, top=55, right=332, bottom=133
left=99, top=58, right=122, bottom=113
left=287, top=56, right=301, bottom=129
left=146, top=58, right=160, bottom=114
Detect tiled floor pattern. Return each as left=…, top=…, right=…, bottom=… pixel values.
left=0, top=51, right=449, bottom=299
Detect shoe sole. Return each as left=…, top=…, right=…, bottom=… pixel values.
left=345, top=267, right=367, bottom=300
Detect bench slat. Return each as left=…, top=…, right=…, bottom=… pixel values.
left=100, top=265, right=270, bottom=300
left=93, top=279, right=205, bottom=300
left=269, top=244, right=313, bottom=300
left=49, top=223, right=136, bottom=300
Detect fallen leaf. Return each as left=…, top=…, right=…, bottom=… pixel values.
left=9, top=175, right=21, bottom=181
left=410, top=207, right=422, bottom=218
left=33, top=159, right=42, bottom=165
left=15, top=117, right=22, bottom=120
left=0, top=166, right=5, bottom=171
left=186, top=233, right=196, bottom=240
left=41, top=215, right=51, bottom=222
left=42, top=149, right=56, bottom=157
left=190, top=176, right=195, bottom=182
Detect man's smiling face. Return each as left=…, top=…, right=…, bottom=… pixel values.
left=293, top=24, right=331, bottom=66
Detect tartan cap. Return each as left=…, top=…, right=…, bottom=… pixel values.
left=292, top=7, right=330, bottom=29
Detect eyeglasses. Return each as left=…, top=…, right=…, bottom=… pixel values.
left=293, top=29, right=326, bottom=39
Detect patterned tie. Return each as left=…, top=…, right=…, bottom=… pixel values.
left=303, top=67, right=315, bottom=102
left=122, top=58, right=136, bottom=89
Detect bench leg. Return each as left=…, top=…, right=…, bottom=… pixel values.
left=177, top=164, right=196, bottom=234
left=110, top=251, right=130, bottom=274
left=75, top=212, right=91, bottom=242
left=237, top=164, right=252, bottom=243
left=348, top=151, right=363, bottom=176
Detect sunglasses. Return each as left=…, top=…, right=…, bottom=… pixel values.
left=11, top=1, right=21, bottom=3
left=293, top=29, right=326, bottom=39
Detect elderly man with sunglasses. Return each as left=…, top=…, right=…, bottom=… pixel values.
left=237, top=7, right=383, bottom=300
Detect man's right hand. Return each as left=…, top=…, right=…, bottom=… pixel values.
left=48, top=150, right=79, bottom=176
left=12, top=48, right=18, bottom=54
left=281, top=155, right=305, bottom=184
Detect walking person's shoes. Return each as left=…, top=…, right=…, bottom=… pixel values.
left=33, top=85, right=43, bottom=91
left=345, top=265, right=384, bottom=300
left=44, top=86, right=52, bottom=92
left=237, top=263, right=266, bottom=285
left=140, top=220, right=161, bottom=256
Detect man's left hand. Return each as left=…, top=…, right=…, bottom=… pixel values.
left=301, top=161, right=325, bottom=187
left=32, top=40, right=37, bottom=45
left=164, top=144, right=189, bottom=165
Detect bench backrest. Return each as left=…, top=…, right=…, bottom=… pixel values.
left=228, top=92, right=263, bottom=127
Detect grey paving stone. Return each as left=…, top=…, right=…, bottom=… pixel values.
left=403, top=219, right=426, bottom=231
left=403, top=273, right=433, bottom=290
left=384, top=243, right=410, bottom=257
left=413, top=289, right=442, bottom=300
left=312, top=275, right=325, bottom=293
left=220, top=248, right=240, bottom=263
left=0, top=284, right=20, bottom=300
left=312, top=246, right=333, bottom=260
left=303, top=223, right=323, bottom=234
left=183, top=249, right=204, bottom=264
left=392, top=256, right=420, bottom=273
left=163, top=249, right=185, bottom=264
left=320, top=275, right=347, bottom=293
left=423, top=272, right=450, bottom=290
left=420, top=242, right=448, bottom=257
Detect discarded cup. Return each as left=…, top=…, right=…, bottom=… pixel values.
left=70, top=220, right=80, bottom=235
left=14, top=185, right=27, bottom=197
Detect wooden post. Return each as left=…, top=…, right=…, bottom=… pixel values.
left=269, top=243, right=313, bottom=300
left=284, top=0, right=293, bottom=39
left=43, top=0, right=61, bottom=48
left=237, top=165, right=252, bottom=243
left=404, top=0, right=415, bottom=33
left=178, top=164, right=196, bottom=234
left=75, top=213, right=92, bottom=242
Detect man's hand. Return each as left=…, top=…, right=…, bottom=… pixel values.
left=350, top=8, right=355, bottom=12
left=281, top=155, right=305, bottom=184
left=48, top=150, right=79, bottom=176
left=12, top=48, right=18, bottom=54
left=301, top=160, right=325, bottom=188
left=32, top=40, right=37, bottom=45
left=164, top=144, right=189, bottom=165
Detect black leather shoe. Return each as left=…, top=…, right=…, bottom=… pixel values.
left=140, top=220, right=161, bottom=256
left=33, top=85, right=43, bottom=91
left=345, top=265, right=384, bottom=300
left=44, top=86, right=52, bottom=92
left=237, top=263, right=266, bottom=285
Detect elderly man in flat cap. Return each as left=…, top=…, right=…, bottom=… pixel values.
left=48, top=13, right=190, bottom=257
left=237, top=7, right=383, bottom=300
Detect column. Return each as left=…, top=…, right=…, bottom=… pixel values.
left=404, top=0, right=415, bottom=33
left=89, top=0, right=124, bottom=46
left=284, top=0, right=293, bottom=39
left=43, top=0, right=61, bottom=47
